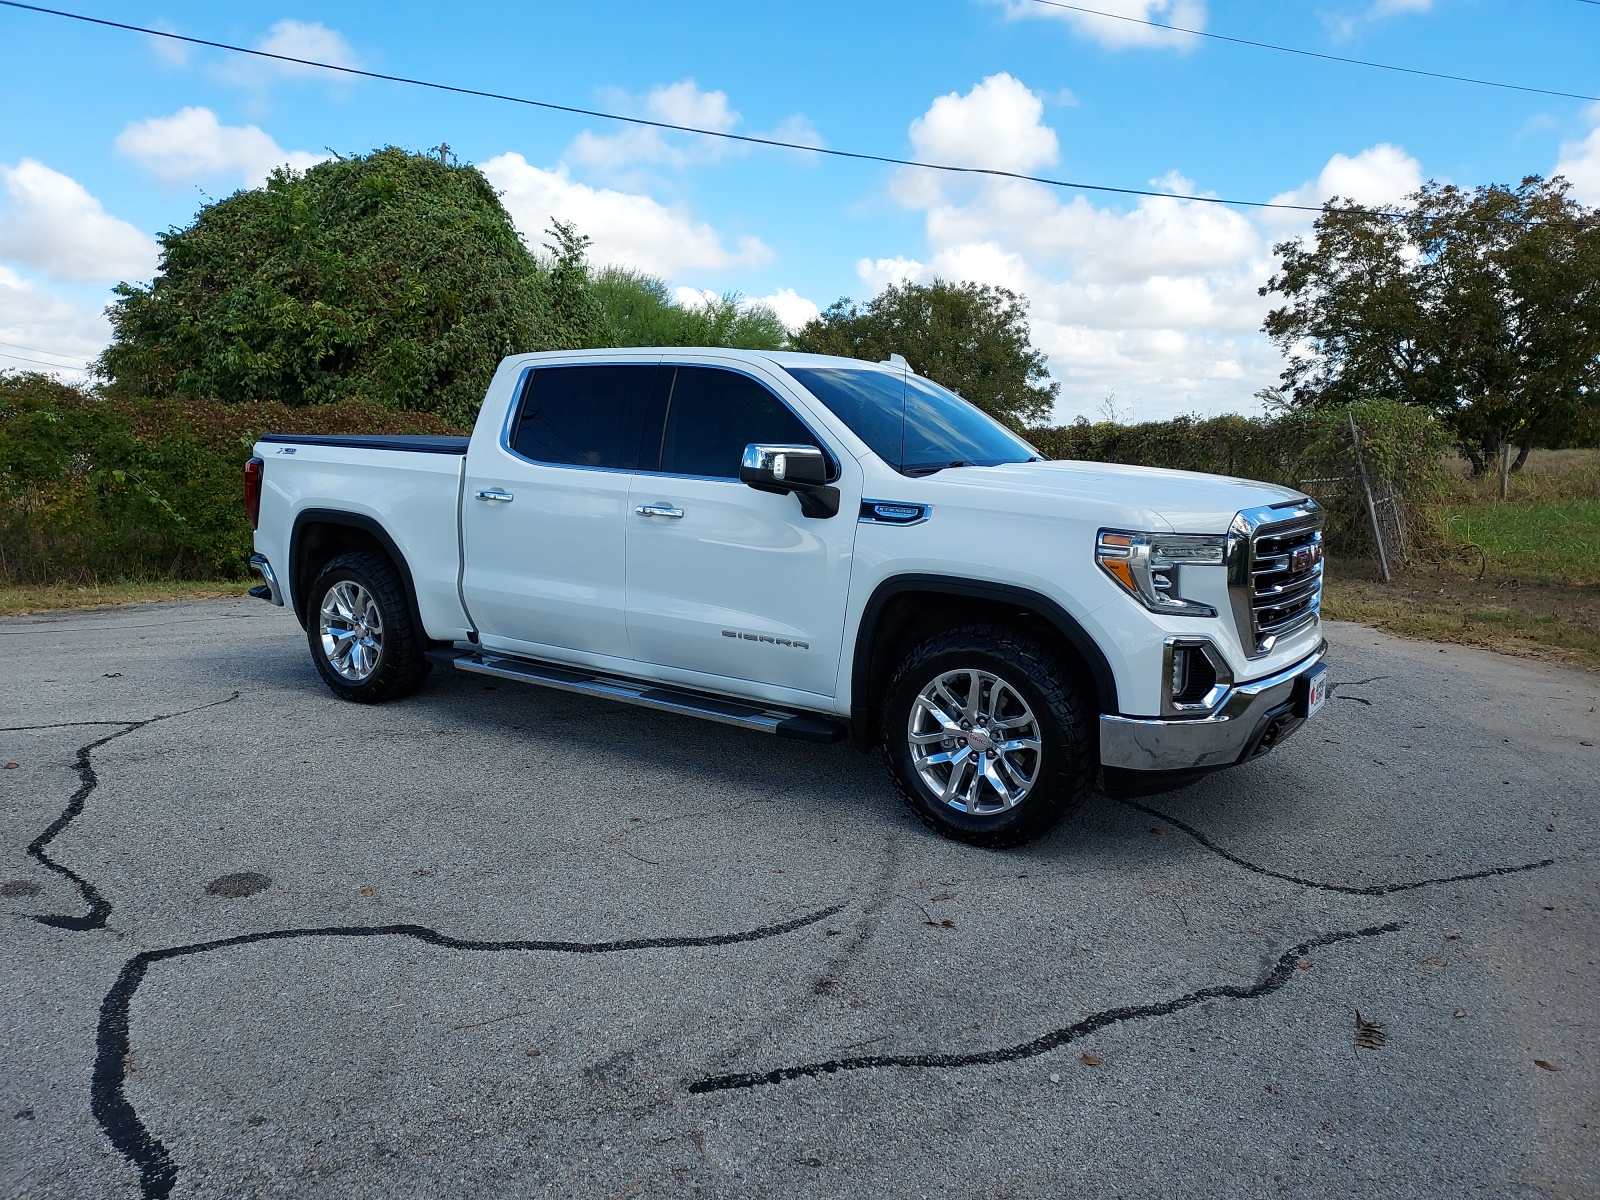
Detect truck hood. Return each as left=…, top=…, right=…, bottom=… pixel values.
left=924, top=459, right=1307, bottom=533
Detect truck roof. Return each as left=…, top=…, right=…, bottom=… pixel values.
left=501, top=347, right=909, bottom=374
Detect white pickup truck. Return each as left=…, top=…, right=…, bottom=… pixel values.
left=246, top=348, right=1328, bottom=846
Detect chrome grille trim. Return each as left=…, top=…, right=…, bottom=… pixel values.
left=1227, top=500, right=1325, bottom=659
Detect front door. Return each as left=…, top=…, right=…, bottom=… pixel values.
left=462, top=361, right=664, bottom=661
left=625, top=364, right=861, bottom=700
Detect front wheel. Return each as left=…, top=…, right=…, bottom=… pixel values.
left=305, top=551, right=431, bottom=703
left=881, top=625, right=1094, bottom=848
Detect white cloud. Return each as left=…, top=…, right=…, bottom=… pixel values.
left=0, top=160, right=158, bottom=285
left=146, top=21, right=191, bottom=67
left=566, top=80, right=822, bottom=173
left=117, top=107, right=326, bottom=187
left=216, top=19, right=359, bottom=86
left=0, top=266, right=112, bottom=379
left=1554, top=104, right=1600, bottom=206
left=994, top=0, right=1207, bottom=50
left=673, top=286, right=719, bottom=309
left=1326, top=0, right=1433, bottom=41
left=752, top=288, right=820, bottom=331
left=670, top=284, right=819, bottom=331
left=908, top=73, right=1058, bottom=174
left=871, top=81, right=1432, bottom=418
left=1264, top=143, right=1423, bottom=223
left=857, top=256, right=927, bottom=292
left=569, top=80, right=739, bottom=169
left=480, top=153, right=770, bottom=278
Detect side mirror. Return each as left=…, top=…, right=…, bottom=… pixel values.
left=739, top=444, right=840, bottom=519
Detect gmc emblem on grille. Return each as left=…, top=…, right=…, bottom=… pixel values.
left=1291, top=543, right=1323, bottom=573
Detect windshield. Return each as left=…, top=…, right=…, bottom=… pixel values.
left=783, top=366, right=1039, bottom=475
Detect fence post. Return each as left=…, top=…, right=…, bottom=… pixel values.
left=1348, top=409, right=1391, bottom=583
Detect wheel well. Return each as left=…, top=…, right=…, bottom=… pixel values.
left=850, top=580, right=1115, bottom=751
left=289, top=513, right=424, bottom=636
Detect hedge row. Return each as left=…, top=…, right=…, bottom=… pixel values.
left=0, top=374, right=461, bottom=584
left=1025, top=400, right=1451, bottom=554
left=2, top=372, right=1448, bottom=586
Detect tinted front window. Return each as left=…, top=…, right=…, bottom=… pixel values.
left=511, top=365, right=659, bottom=469
left=657, top=366, right=821, bottom=479
left=784, top=365, right=1037, bottom=475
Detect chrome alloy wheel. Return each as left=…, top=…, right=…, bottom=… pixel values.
left=319, top=580, right=384, bottom=683
left=907, top=668, right=1042, bottom=815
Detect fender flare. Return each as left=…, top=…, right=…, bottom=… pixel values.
left=849, top=574, right=1119, bottom=747
left=288, top=508, right=427, bottom=636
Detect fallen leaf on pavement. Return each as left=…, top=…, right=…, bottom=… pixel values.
left=1297, top=958, right=1313, bottom=970
left=1534, top=1060, right=1560, bottom=1072
left=1081, top=1053, right=1101, bottom=1066
left=1354, top=1012, right=1387, bottom=1050
left=4, top=763, right=17, bottom=770
left=359, top=886, right=375, bottom=898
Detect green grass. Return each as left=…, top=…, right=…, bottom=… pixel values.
left=1439, top=497, right=1600, bottom=586
left=0, top=579, right=251, bottom=617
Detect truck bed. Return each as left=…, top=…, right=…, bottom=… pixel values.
left=258, top=433, right=470, bottom=455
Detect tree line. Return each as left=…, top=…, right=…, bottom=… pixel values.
left=90, top=147, right=1597, bottom=467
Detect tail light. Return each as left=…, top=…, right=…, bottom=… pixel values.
left=244, top=457, right=263, bottom=529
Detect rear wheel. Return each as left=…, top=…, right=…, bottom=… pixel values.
left=306, top=551, right=430, bottom=703
left=881, top=625, right=1094, bottom=847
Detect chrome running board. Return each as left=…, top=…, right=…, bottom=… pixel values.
left=427, top=647, right=847, bottom=743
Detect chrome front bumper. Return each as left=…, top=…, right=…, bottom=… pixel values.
left=1099, top=641, right=1327, bottom=773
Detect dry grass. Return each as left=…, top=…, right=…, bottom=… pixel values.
left=0, top=579, right=252, bottom=617
left=1323, top=559, right=1600, bottom=673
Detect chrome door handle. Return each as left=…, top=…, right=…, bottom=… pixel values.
left=635, top=503, right=684, bottom=519
left=475, top=489, right=514, bottom=503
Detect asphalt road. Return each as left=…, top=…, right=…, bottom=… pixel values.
left=1, top=598, right=1595, bottom=1200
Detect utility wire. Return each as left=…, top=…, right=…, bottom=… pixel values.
left=0, top=339, right=90, bottom=365
left=1027, top=0, right=1599, bottom=104
left=0, top=350, right=90, bottom=370
left=0, top=0, right=1380, bottom=216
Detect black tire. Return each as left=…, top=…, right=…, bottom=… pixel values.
left=880, top=624, right=1094, bottom=848
left=305, top=551, right=431, bottom=703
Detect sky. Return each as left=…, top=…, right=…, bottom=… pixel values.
left=1, top=0, right=1597, bottom=422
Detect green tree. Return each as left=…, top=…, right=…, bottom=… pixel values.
left=591, top=266, right=787, bottom=349
left=97, top=147, right=606, bottom=427
left=1262, top=176, right=1600, bottom=474
left=791, top=279, right=1058, bottom=427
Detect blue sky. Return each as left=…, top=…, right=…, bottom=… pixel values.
left=1, top=0, right=1596, bottom=420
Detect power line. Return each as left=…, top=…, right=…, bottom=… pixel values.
left=0, top=0, right=1381, bottom=217
left=0, top=350, right=90, bottom=370
left=1026, top=0, right=1599, bottom=105
left=0, top=339, right=91, bottom=365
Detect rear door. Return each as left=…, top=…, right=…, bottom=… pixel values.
left=462, top=361, right=665, bottom=661
left=624, top=363, right=861, bottom=700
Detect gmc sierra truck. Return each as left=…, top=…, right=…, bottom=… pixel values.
left=246, top=348, right=1328, bottom=847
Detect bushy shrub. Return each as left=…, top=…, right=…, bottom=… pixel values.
left=97, top=149, right=604, bottom=428
left=0, top=373, right=460, bottom=584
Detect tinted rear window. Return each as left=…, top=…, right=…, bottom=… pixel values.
left=511, top=365, right=660, bottom=469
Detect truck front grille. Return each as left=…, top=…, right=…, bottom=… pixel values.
left=1228, top=503, right=1324, bottom=658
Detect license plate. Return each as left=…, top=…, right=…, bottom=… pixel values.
left=1303, top=664, right=1328, bottom=717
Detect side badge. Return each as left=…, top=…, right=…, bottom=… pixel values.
left=859, top=500, right=931, bottom=526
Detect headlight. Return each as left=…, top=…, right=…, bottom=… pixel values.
left=1096, top=530, right=1223, bottom=617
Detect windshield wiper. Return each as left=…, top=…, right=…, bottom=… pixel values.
left=902, top=460, right=975, bottom=477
